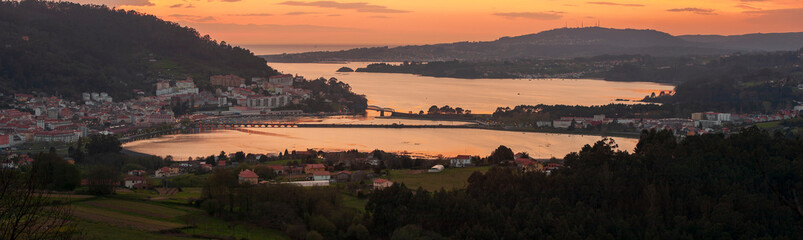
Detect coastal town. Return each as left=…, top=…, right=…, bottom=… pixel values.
left=0, top=73, right=320, bottom=150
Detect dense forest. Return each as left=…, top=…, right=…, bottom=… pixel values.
left=0, top=0, right=279, bottom=99
left=367, top=128, right=803, bottom=239
left=277, top=77, right=368, bottom=113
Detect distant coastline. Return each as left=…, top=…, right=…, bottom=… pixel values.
left=241, top=44, right=397, bottom=55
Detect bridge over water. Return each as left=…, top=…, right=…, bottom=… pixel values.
left=366, top=105, right=395, bottom=116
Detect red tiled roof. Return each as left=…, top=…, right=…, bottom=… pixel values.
left=515, top=158, right=535, bottom=166
left=374, top=178, right=390, bottom=184
left=305, top=163, right=325, bottom=169
left=454, top=155, right=471, bottom=160
left=239, top=169, right=259, bottom=178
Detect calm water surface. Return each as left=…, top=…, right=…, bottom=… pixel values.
left=124, top=62, right=665, bottom=158
left=269, top=62, right=675, bottom=114
left=123, top=127, right=637, bottom=160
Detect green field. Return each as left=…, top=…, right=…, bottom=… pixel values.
left=387, top=167, right=490, bottom=191
left=116, top=187, right=203, bottom=204
left=341, top=193, right=368, bottom=212
left=62, top=193, right=287, bottom=240
left=756, top=121, right=781, bottom=128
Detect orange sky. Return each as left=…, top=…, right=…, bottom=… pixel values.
left=71, top=0, right=803, bottom=46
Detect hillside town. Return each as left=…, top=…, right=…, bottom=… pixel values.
left=0, top=73, right=315, bottom=149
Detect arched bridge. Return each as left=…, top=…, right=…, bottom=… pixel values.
left=366, top=105, right=395, bottom=116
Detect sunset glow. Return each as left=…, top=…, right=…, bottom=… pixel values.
left=70, top=0, right=803, bottom=46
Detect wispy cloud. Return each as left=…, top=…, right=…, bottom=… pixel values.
left=169, top=3, right=183, bottom=8
left=736, top=4, right=761, bottom=10
left=493, top=11, right=563, bottom=20
left=587, top=2, right=644, bottom=7
left=169, top=14, right=217, bottom=23
left=743, top=7, right=803, bottom=23
left=667, top=8, right=717, bottom=15
left=229, top=13, right=275, bottom=16
left=278, top=1, right=409, bottom=13
left=285, top=11, right=321, bottom=15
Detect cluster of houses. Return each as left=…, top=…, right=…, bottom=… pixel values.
left=535, top=110, right=800, bottom=136
left=0, top=73, right=319, bottom=149
left=155, top=74, right=312, bottom=116
left=0, top=92, right=176, bottom=148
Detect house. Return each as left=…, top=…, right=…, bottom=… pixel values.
left=429, top=165, right=445, bottom=173
left=154, top=166, right=179, bottom=177
left=201, top=164, right=213, bottom=171
left=304, top=163, right=325, bottom=173
left=238, top=169, right=259, bottom=184
left=312, top=171, right=331, bottom=181
left=514, top=158, right=542, bottom=172
left=266, top=165, right=285, bottom=175
left=334, top=171, right=351, bottom=182
left=124, top=176, right=146, bottom=189
left=450, top=155, right=472, bottom=168
left=128, top=170, right=146, bottom=176
left=373, top=178, right=393, bottom=189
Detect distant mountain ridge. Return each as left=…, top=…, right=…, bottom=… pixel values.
left=262, top=27, right=803, bottom=62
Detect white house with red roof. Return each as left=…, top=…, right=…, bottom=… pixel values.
left=450, top=155, right=473, bottom=168
left=373, top=178, right=393, bottom=189
left=155, top=166, right=179, bottom=177
left=124, top=176, right=147, bottom=189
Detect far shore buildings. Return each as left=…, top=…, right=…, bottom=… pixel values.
left=210, top=74, right=245, bottom=88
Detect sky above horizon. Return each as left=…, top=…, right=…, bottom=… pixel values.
left=69, top=0, right=803, bottom=46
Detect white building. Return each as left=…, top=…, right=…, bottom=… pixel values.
left=246, top=95, right=289, bottom=109
left=553, top=120, right=572, bottom=129
left=450, top=155, right=472, bottom=168
left=717, top=113, right=732, bottom=122
left=124, top=176, right=146, bottom=188
left=428, top=165, right=445, bottom=173
left=312, top=171, right=331, bottom=181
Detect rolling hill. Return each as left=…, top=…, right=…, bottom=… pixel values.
left=262, top=27, right=803, bottom=62
left=0, top=0, right=279, bottom=99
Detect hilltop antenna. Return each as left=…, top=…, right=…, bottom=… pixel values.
left=581, top=21, right=584, bottom=28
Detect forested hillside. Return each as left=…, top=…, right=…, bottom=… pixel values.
left=0, top=0, right=279, bottom=99
left=367, top=129, right=803, bottom=239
